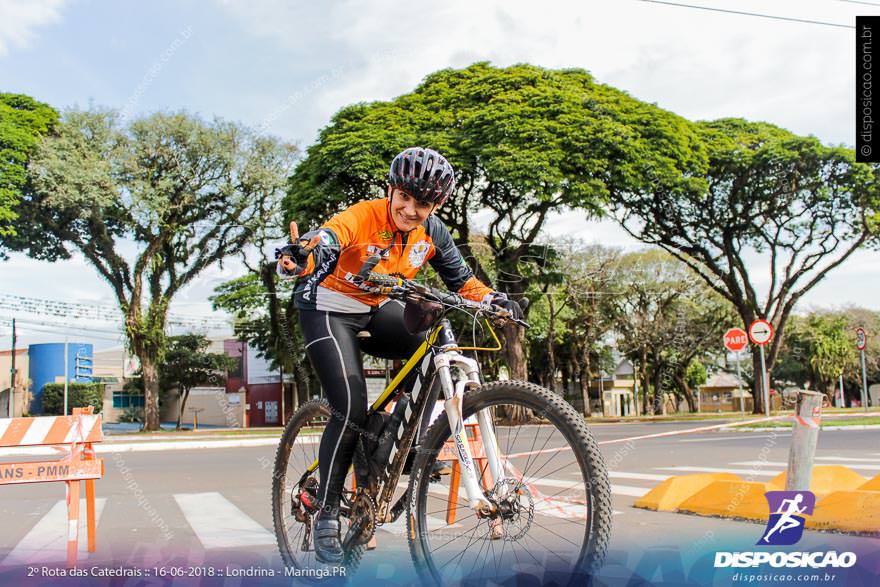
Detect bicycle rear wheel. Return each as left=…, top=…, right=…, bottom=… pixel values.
left=271, top=399, right=364, bottom=580
left=406, top=381, right=611, bottom=586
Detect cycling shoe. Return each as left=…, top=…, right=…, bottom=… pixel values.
left=313, top=506, right=344, bottom=564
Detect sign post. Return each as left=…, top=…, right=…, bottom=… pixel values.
left=724, top=328, right=749, bottom=415
left=748, top=319, right=774, bottom=417
left=857, top=328, right=868, bottom=412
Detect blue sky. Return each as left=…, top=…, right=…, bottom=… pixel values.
left=1, top=0, right=878, bottom=349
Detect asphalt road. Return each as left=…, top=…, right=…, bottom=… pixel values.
left=0, top=421, right=877, bottom=585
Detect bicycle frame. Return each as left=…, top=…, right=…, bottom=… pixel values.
left=301, top=317, right=506, bottom=520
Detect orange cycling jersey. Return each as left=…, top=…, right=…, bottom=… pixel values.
left=285, top=198, right=493, bottom=313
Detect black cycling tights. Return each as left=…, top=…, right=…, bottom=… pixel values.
left=299, top=301, right=426, bottom=510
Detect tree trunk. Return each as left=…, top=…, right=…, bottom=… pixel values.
left=141, top=355, right=161, bottom=431
left=824, top=382, right=836, bottom=406
left=126, top=302, right=168, bottom=432
left=176, top=387, right=191, bottom=430
left=501, top=322, right=528, bottom=380
left=751, top=351, right=765, bottom=415
left=651, top=362, right=664, bottom=416
left=560, top=361, right=570, bottom=399
left=547, top=294, right=558, bottom=393
left=638, top=349, right=650, bottom=416
left=501, top=322, right=531, bottom=423
left=676, top=372, right=697, bottom=413
left=581, top=349, right=592, bottom=417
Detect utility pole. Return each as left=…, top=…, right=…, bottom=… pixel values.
left=8, top=319, right=16, bottom=418
left=64, top=336, right=69, bottom=416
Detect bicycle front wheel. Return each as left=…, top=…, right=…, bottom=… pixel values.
left=406, top=381, right=612, bottom=586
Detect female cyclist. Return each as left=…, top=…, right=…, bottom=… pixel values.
left=276, top=147, right=522, bottom=563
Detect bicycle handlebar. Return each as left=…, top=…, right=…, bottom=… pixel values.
left=362, top=271, right=530, bottom=329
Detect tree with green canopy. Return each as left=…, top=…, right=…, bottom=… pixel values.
left=0, top=93, right=58, bottom=239
left=530, top=242, right=621, bottom=415
left=611, top=249, right=735, bottom=414
left=612, top=118, right=880, bottom=413
left=776, top=311, right=862, bottom=403
left=5, top=108, right=297, bottom=430
left=160, top=334, right=236, bottom=430
left=283, top=62, right=706, bottom=381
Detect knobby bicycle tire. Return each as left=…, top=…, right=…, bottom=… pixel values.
left=406, top=380, right=612, bottom=586
left=271, top=399, right=365, bottom=581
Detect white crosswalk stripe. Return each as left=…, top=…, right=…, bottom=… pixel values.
left=679, top=434, right=788, bottom=443
left=608, top=471, right=670, bottom=481
left=815, top=456, right=880, bottom=464
left=657, top=466, right=781, bottom=476
left=610, top=484, right=650, bottom=497
left=1, top=498, right=107, bottom=566
left=379, top=515, right=458, bottom=536
left=732, top=460, right=880, bottom=472
left=173, top=492, right=275, bottom=549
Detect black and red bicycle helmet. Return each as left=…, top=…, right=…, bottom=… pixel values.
left=388, top=147, right=456, bottom=205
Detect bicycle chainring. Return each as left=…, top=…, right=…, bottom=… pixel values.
left=348, top=491, right=378, bottom=545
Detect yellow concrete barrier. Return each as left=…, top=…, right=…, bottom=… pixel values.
left=809, top=490, right=880, bottom=533
left=858, top=473, right=880, bottom=492
left=634, top=473, right=740, bottom=512
left=633, top=466, right=880, bottom=533
left=768, top=465, right=867, bottom=496
left=677, top=480, right=772, bottom=521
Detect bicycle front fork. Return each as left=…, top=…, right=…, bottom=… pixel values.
left=434, top=351, right=505, bottom=513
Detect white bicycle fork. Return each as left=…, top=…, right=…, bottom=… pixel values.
left=434, top=352, right=505, bottom=512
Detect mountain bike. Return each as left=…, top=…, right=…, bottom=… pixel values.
left=271, top=270, right=612, bottom=585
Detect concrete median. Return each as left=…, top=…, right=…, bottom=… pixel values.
left=808, top=490, right=880, bottom=533
left=634, top=473, right=740, bottom=512
left=767, top=465, right=867, bottom=495
left=634, top=465, right=880, bottom=533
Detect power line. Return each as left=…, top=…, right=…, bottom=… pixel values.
left=11, top=326, right=123, bottom=343
left=0, top=317, right=123, bottom=335
left=839, top=0, right=880, bottom=7
left=635, top=0, right=855, bottom=29
left=0, top=293, right=230, bottom=330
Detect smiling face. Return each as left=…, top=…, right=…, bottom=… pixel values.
left=388, top=187, right=437, bottom=232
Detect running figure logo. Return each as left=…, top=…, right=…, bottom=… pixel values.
left=759, top=491, right=816, bottom=546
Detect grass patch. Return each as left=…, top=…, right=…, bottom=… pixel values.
left=736, top=416, right=880, bottom=429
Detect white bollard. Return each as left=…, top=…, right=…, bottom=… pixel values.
left=785, top=390, right=823, bottom=491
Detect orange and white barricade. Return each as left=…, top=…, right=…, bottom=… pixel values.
left=437, top=417, right=497, bottom=527
left=0, top=406, right=104, bottom=567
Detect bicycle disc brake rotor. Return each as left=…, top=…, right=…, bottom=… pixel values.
left=488, top=478, right=534, bottom=541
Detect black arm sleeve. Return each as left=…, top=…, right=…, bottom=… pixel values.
left=424, top=216, right=489, bottom=292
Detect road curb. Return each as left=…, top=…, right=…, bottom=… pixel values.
left=721, top=424, right=880, bottom=432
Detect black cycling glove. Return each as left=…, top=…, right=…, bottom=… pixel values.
left=490, top=292, right=526, bottom=321
left=274, top=241, right=312, bottom=278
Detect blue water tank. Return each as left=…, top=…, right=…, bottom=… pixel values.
left=28, top=342, right=93, bottom=414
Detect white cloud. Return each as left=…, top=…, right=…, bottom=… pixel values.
left=218, top=0, right=871, bottom=146
left=0, top=0, right=65, bottom=57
